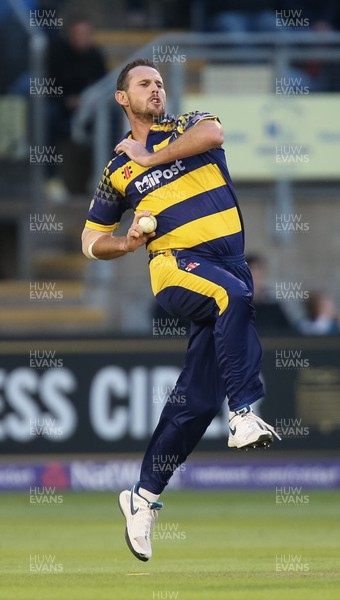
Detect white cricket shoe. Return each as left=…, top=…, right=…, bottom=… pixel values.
left=228, top=405, right=281, bottom=449
left=118, top=483, right=163, bottom=562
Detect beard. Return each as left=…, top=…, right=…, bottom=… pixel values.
left=128, top=95, right=165, bottom=123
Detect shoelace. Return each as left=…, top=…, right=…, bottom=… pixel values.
left=242, top=411, right=282, bottom=440
left=134, top=504, right=159, bottom=539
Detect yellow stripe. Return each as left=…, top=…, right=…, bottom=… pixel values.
left=148, top=207, right=241, bottom=252
left=85, top=220, right=118, bottom=232
left=152, top=137, right=171, bottom=152
left=111, top=161, right=149, bottom=195
left=137, top=163, right=226, bottom=215
left=150, top=253, right=229, bottom=315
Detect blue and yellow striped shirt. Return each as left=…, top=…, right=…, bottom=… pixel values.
left=85, top=111, right=244, bottom=257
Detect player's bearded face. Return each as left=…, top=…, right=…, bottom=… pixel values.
left=125, top=67, right=166, bottom=122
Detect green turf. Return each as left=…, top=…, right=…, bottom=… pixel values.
left=0, top=490, right=339, bottom=600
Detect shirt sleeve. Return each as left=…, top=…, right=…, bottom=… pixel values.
left=174, top=111, right=221, bottom=136
left=85, top=164, right=127, bottom=232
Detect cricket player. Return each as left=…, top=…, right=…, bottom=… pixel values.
left=81, top=58, right=280, bottom=562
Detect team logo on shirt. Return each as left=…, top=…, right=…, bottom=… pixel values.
left=122, top=165, right=133, bottom=179
left=185, top=262, right=200, bottom=272
left=135, top=160, right=185, bottom=194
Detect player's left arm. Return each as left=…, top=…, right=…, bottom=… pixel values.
left=115, top=119, right=224, bottom=167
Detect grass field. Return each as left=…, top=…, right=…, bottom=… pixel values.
left=1, top=490, right=339, bottom=600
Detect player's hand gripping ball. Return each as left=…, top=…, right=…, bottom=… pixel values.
left=139, top=215, right=157, bottom=234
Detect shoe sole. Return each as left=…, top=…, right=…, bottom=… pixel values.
left=228, top=432, right=273, bottom=450
left=118, top=493, right=149, bottom=562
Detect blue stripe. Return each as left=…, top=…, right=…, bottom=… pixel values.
left=154, top=186, right=236, bottom=233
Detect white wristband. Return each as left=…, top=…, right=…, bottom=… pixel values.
left=87, top=240, right=99, bottom=260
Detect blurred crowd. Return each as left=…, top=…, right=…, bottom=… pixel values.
left=246, top=254, right=340, bottom=336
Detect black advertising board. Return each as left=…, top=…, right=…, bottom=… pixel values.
left=0, top=337, right=339, bottom=453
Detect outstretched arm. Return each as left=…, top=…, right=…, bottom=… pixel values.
left=115, top=120, right=224, bottom=167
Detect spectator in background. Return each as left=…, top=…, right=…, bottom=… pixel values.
left=247, top=254, right=293, bottom=335
left=298, top=291, right=340, bottom=335
left=47, top=13, right=106, bottom=200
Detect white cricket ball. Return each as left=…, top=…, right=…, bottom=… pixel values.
left=139, top=215, right=157, bottom=234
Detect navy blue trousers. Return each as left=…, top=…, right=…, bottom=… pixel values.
left=140, top=251, right=264, bottom=494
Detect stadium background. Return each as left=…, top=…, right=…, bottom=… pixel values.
left=0, top=1, right=340, bottom=599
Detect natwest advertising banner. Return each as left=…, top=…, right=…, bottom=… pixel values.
left=0, top=337, right=339, bottom=453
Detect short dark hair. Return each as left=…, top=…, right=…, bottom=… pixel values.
left=116, top=58, right=158, bottom=91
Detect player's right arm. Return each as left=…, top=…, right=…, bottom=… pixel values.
left=81, top=165, right=155, bottom=260
left=82, top=211, right=155, bottom=260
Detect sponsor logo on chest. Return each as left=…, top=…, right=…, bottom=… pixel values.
left=135, top=159, right=185, bottom=193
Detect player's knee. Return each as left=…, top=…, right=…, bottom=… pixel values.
left=220, top=280, right=251, bottom=314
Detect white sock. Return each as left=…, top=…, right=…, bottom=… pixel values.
left=138, top=486, right=160, bottom=503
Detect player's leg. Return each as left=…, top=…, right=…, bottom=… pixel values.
left=148, top=252, right=279, bottom=451
left=139, top=320, right=225, bottom=494
left=211, top=257, right=281, bottom=449
left=119, top=319, right=225, bottom=561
